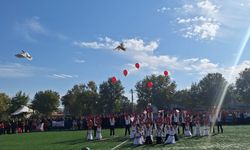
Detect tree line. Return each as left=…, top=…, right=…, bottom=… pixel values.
left=1, top=68, right=250, bottom=119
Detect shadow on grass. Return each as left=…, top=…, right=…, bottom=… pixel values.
left=53, top=136, right=128, bottom=146
left=190, top=136, right=205, bottom=140
left=212, top=133, right=219, bottom=136
left=121, top=142, right=179, bottom=149
left=53, top=139, right=85, bottom=145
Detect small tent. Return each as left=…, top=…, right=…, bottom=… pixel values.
left=11, top=105, right=33, bottom=116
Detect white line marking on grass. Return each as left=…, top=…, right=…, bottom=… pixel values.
left=111, top=139, right=129, bottom=150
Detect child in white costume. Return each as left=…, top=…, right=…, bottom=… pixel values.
left=203, top=115, right=210, bottom=136
left=144, top=124, right=153, bottom=144
left=134, top=127, right=144, bottom=145
left=165, top=126, right=176, bottom=144
left=86, top=119, right=93, bottom=140
left=96, top=125, right=102, bottom=140
left=87, top=129, right=93, bottom=140
left=184, top=124, right=192, bottom=137
left=130, top=122, right=137, bottom=139
left=164, top=125, right=170, bottom=141
left=203, top=125, right=209, bottom=136
left=156, top=125, right=163, bottom=144
left=194, top=122, right=201, bottom=136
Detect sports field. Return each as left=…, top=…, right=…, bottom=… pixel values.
left=0, top=125, right=250, bottom=150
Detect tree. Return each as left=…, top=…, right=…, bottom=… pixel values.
left=62, top=82, right=99, bottom=116
left=223, top=84, right=238, bottom=108
left=189, top=83, right=202, bottom=108
left=85, top=81, right=99, bottom=114
left=120, top=96, right=133, bottom=113
left=236, top=68, right=250, bottom=104
left=98, top=78, right=125, bottom=114
left=0, top=93, right=11, bottom=119
left=136, top=75, right=176, bottom=111
left=61, top=84, right=86, bottom=116
left=9, top=91, right=29, bottom=113
left=197, top=73, right=227, bottom=108
left=174, top=89, right=192, bottom=108
left=75, top=81, right=99, bottom=115
left=32, top=90, right=60, bottom=116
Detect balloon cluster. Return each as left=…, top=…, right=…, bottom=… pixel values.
left=111, top=62, right=170, bottom=87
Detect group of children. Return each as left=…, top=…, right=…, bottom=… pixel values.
left=85, top=105, right=223, bottom=145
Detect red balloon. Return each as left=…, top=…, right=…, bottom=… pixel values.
left=111, top=76, right=117, bottom=84
left=164, top=70, right=169, bottom=76
left=135, top=63, right=140, bottom=69
left=123, top=69, right=128, bottom=76
left=147, top=81, right=153, bottom=88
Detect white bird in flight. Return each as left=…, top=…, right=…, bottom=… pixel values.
left=15, top=50, right=33, bottom=61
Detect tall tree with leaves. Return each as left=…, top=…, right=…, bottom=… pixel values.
left=61, top=84, right=86, bottom=116
left=98, top=78, right=125, bottom=114
left=136, top=75, right=176, bottom=111
left=75, top=81, right=99, bottom=115
left=86, top=81, right=99, bottom=114
left=224, top=84, right=238, bottom=108
left=120, top=96, right=133, bottom=113
left=9, top=91, right=29, bottom=113
left=189, top=83, right=202, bottom=108
left=62, top=82, right=99, bottom=116
left=236, top=68, right=250, bottom=104
left=174, top=89, right=192, bottom=108
left=32, top=90, right=60, bottom=116
left=198, top=73, right=227, bottom=108
left=0, top=93, right=11, bottom=119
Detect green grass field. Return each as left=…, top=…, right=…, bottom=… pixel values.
left=1, top=126, right=250, bottom=150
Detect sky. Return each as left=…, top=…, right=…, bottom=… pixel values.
left=1, top=0, right=250, bottom=101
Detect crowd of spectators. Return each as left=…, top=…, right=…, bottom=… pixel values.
left=0, top=109, right=250, bottom=135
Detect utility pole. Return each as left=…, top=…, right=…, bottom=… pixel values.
left=130, top=89, right=134, bottom=113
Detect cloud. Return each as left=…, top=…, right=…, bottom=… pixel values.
left=131, top=51, right=250, bottom=83
left=74, top=59, right=85, bottom=63
left=0, top=63, right=79, bottom=79
left=177, top=16, right=220, bottom=40
left=157, top=7, right=171, bottom=13
left=74, top=37, right=119, bottom=49
left=174, top=0, right=220, bottom=40
left=197, top=0, right=219, bottom=14
left=222, top=60, right=250, bottom=83
left=74, top=37, right=159, bottom=52
left=239, top=1, right=250, bottom=7
left=160, top=0, right=250, bottom=41
left=49, top=74, right=78, bottom=79
left=73, top=36, right=250, bottom=82
left=15, top=16, right=67, bottom=42
left=0, top=63, right=81, bottom=80
left=182, top=4, right=194, bottom=12
left=0, top=63, right=45, bottom=78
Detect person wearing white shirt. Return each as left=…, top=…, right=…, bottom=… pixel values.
left=109, top=116, right=115, bottom=136
left=173, top=112, right=180, bottom=134
left=165, top=126, right=176, bottom=144
left=194, top=122, right=201, bottom=136
left=124, top=115, right=131, bottom=136
left=216, top=111, right=223, bottom=133
left=144, top=124, right=153, bottom=144
left=156, top=125, right=163, bottom=144
left=130, top=122, right=136, bottom=139
left=180, top=112, right=185, bottom=134
left=134, top=127, right=144, bottom=145
left=209, top=112, right=215, bottom=133
left=96, top=125, right=102, bottom=140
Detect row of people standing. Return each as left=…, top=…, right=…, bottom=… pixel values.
left=84, top=108, right=224, bottom=143
left=0, top=118, right=51, bottom=135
